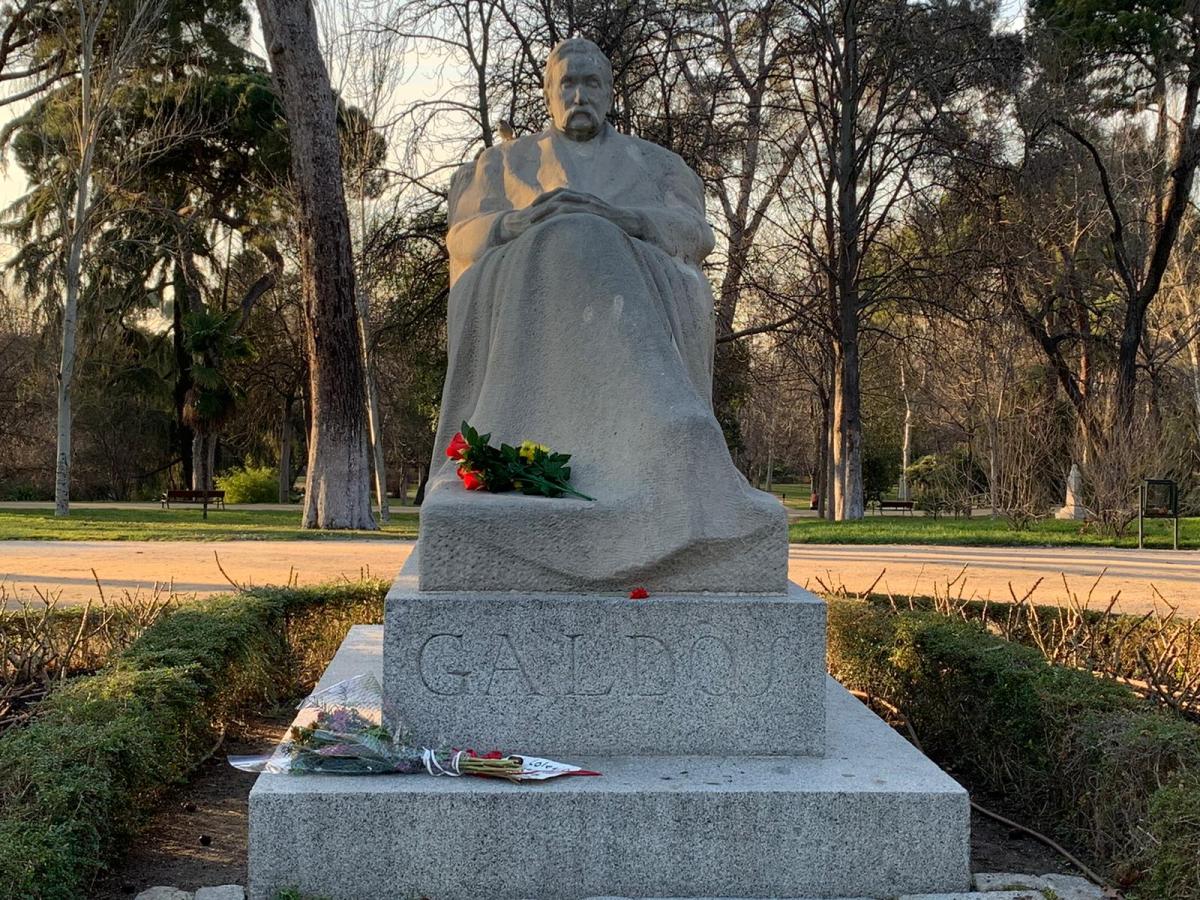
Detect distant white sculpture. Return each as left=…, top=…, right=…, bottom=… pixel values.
left=1055, top=463, right=1089, bottom=520
left=417, top=37, right=787, bottom=593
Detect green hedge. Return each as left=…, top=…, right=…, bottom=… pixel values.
left=215, top=465, right=280, bottom=504
left=828, top=599, right=1200, bottom=898
left=0, top=581, right=386, bottom=900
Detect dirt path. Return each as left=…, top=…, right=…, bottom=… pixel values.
left=3, top=539, right=1197, bottom=615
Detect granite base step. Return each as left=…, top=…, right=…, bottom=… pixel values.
left=248, top=627, right=970, bottom=900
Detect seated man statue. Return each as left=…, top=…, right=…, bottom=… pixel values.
left=417, top=37, right=787, bottom=594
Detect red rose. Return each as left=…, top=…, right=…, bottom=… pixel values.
left=459, top=468, right=484, bottom=491
left=446, top=432, right=469, bottom=461
left=629, top=587, right=649, bottom=599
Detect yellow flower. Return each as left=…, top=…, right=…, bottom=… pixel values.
left=519, top=440, right=549, bottom=462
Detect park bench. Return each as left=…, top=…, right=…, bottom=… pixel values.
left=876, top=498, right=915, bottom=515
left=160, top=489, right=226, bottom=510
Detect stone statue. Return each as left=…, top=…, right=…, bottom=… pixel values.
left=1055, top=462, right=1089, bottom=520
left=417, top=38, right=787, bottom=593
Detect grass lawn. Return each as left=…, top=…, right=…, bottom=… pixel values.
left=770, top=482, right=813, bottom=509
left=790, top=513, right=1197, bottom=549
left=770, top=482, right=909, bottom=510
left=0, top=503, right=1193, bottom=549
left=0, top=507, right=419, bottom=541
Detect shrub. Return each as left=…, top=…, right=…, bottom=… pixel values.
left=215, top=465, right=279, bottom=504
left=827, top=599, right=1200, bottom=898
left=862, top=439, right=899, bottom=502
left=0, top=581, right=385, bottom=900
left=0, top=480, right=51, bottom=501
left=905, top=450, right=985, bottom=516
left=1144, top=772, right=1200, bottom=898
left=904, top=454, right=954, bottom=515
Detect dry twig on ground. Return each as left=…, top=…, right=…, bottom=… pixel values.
left=0, top=581, right=177, bottom=733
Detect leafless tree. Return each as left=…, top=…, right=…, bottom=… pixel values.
left=774, top=0, right=1012, bottom=519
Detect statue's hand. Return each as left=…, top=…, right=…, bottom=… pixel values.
left=496, top=189, right=649, bottom=243
left=536, top=190, right=648, bottom=238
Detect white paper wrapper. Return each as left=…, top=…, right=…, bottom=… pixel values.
left=508, top=755, right=601, bottom=780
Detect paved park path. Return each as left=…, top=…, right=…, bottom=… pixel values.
left=3, top=539, right=1198, bottom=615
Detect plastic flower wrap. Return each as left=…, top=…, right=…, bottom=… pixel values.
left=230, top=674, right=598, bottom=782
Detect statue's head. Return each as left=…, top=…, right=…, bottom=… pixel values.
left=543, top=38, right=613, bottom=142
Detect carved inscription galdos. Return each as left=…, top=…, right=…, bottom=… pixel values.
left=415, top=628, right=793, bottom=698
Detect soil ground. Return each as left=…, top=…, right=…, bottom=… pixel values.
left=90, top=712, right=291, bottom=899
left=89, top=717, right=1091, bottom=897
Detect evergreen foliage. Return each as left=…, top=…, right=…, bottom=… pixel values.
left=0, top=581, right=386, bottom=899
left=828, top=600, right=1200, bottom=897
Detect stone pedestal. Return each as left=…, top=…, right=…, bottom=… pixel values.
left=1055, top=463, right=1089, bottom=521
left=249, top=597, right=971, bottom=899
left=382, top=574, right=826, bottom=756
left=417, top=488, right=790, bottom=594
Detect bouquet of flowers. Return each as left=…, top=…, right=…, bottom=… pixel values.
left=229, top=675, right=598, bottom=782
left=446, top=421, right=594, bottom=500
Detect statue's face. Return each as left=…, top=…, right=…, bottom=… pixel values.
left=546, top=52, right=611, bottom=142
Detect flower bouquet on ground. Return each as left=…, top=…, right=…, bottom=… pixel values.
left=229, top=674, right=599, bottom=782
left=446, top=421, right=594, bottom=500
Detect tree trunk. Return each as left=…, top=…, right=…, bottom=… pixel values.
left=357, top=289, right=390, bottom=523
left=279, top=396, right=293, bottom=503
left=1111, top=70, right=1200, bottom=426
left=258, top=0, right=376, bottom=530
left=172, top=262, right=194, bottom=489
left=192, top=432, right=217, bottom=491
left=414, top=464, right=428, bottom=506
left=988, top=438, right=999, bottom=517
left=55, top=182, right=90, bottom=517
left=986, top=355, right=1002, bottom=516
left=54, top=64, right=97, bottom=517
left=354, top=164, right=390, bottom=523
left=899, top=363, right=912, bottom=501
left=206, top=433, right=217, bottom=489
left=820, top=386, right=834, bottom=519
left=192, top=432, right=206, bottom=491
left=1115, top=300, right=1145, bottom=428
left=53, top=360, right=73, bottom=517
left=831, top=340, right=864, bottom=519
left=1183, top=293, right=1200, bottom=445
left=831, top=0, right=864, bottom=521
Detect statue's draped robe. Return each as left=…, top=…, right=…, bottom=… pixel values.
left=419, top=124, right=787, bottom=593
